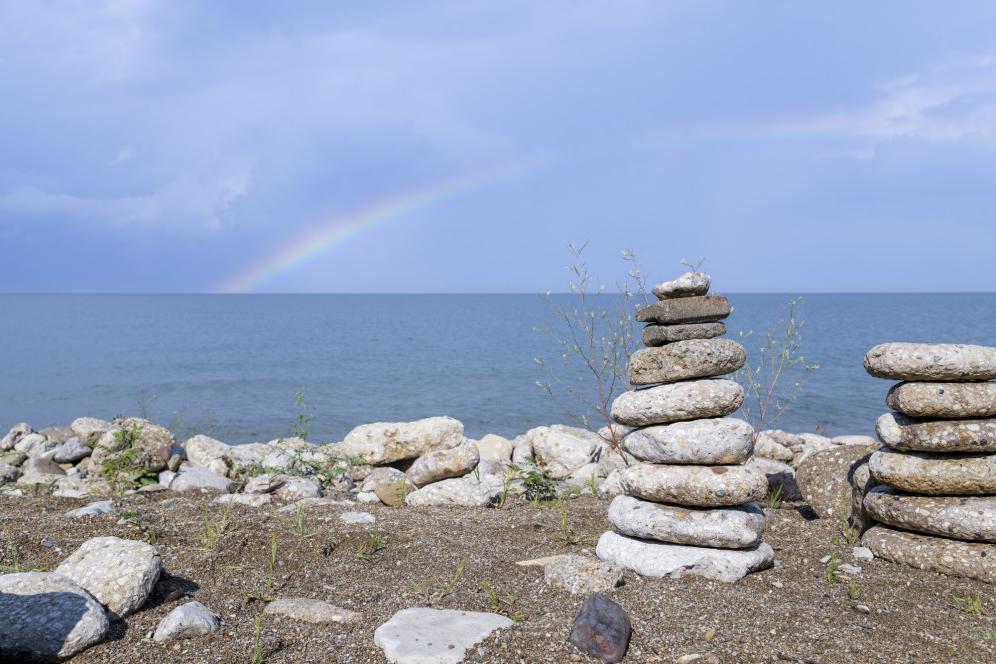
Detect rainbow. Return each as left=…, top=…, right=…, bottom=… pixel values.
left=214, top=160, right=538, bottom=293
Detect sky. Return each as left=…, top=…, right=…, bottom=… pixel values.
left=2, top=1, right=996, bottom=293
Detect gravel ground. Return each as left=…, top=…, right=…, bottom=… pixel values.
left=1, top=491, right=994, bottom=663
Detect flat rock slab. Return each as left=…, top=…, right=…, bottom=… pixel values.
left=608, top=494, right=765, bottom=549
left=153, top=601, right=220, bottom=642
left=65, top=500, right=114, bottom=519
left=621, top=417, right=753, bottom=465
left=628, top=339, right=746, bottom=385
left=611, top=379, right=744, bottom=427
left=642, top=322, right=727, bottom=346
left=876, top=412, right=996, bottom=453
left=796, top=444, right=877, bottom=520
left=55, top=536, right=162, bottom=619
left=0, top=572, right=110, bottom=661
left=169, top=462, right=235, bottom=494
left=406, top=439, right=479, bottom=487
left=868, top=449, right=996, bottom=495
left=886, top=382, right=996, bottom=419
left=652, top=271, right=711, bottom=299
left=596, top=531, right=774, bottom=582
left=862, top=525, right=996, bottom=583
left=637, top=295, right=731, bottom=325
left=374, top=607, right=513, bottom=664
left=543, top=554, right=624, bottom=594
left=568, top=592, right=631, bottom=664
left=863, top=488, right=996, bottom=542
left=264, top=598, right=361, bottom=624
left=619, top=463, right=767, bottom=507
left=865, top=343, right=996, bottom=381
left=405, top=475, right=502, bottom=507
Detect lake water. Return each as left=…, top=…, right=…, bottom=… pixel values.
left=1, top=294, right=993, bottom=443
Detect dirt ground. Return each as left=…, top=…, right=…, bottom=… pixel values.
left=1, top=491, right=994, bottom=664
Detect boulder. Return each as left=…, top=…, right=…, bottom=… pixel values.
left=868, top=449, right=996, bottom=495
left=361, top=467, right=408, bottom=493
left=406, top=439, right=480, bottom=486
left=183, top=435, right=231, bottom=476
left=568, top=592, right=631, bottom=664
left=0, top=572, right=109, bottom=660
left=20, top=456, right=66, bottom=478
left=272, top=476, right=322, bottom=500
left=213, top=493, right=271, bottom=508
left=1, top=422, right=33, bottom=451
left=0, top=461, right=20, bottom=483
left=864, top=488, right=996, bottom=542
left=474, top=434, right=513, bottom=475
left=511, top=434, right=533, bottom=465
left=375, top=480, right=414, bottom=507
left=753, top=431, right=795, bottom=463
left=864, top=343, right=996, bottom=382
left=642, top=322, right=727, bottom=346
left=619, top=463, right=767, bottom=507
left=89, top=418, right=174, bottom=476
left=621, top=417, right=753, bottom=465
left=263, top=598, right=361, bottom=624
left=596, top=531, right=774, bottom=582
left=168, top=462, right=235, bottom=494
left=792, top=433, right=834, bottom=466
left=636, top=295, right=731, bottom=325
left=608, top=494, right=765, bottom=548
left=15, top=433, right=54, bottom=457
left=225, top=443, right=269, bottom=471
left=796, top=444, right=876, bottom=520
left=652, top=271, right=711, bottom=299
left=39, top=426, right=74, bottom=444
left=862, top=525, right=996, bottom=583
left=52, top=437, right=92, bottom=464
left=543, top=555, right=624, bottom=594
left=745, top=456, right=801, bottom=501
left=374, top=607, right=513, bottom=664
left=70, top=418, right=114, bottom=446
left=876, top=412, right=996, bottom=453
left=334, top=417, right=465, bottom=465
left=405, top=474, right=502, bottom=508
left=153, top=601, right=220, bottom=642
left=55, top=536, right=162, bottom=618
left=628, top=339, right=746, bottom=385
left=886, top=382, right=996, bottom=419
left=611, top=379, right=744, bottom=427
left=527, top=425, right=600, bottom=478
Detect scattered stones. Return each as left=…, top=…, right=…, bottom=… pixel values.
left=621, top=417, right=754, bottom=465
left=55, top=536, right=162, bottom=618
left=527, top=425, right=601, bottom=479
left=406, top=439, right=480, bottom=486
left=618, top=463, right=767, bottom=507
left=334, top=416, right=465, bottom=465
left=886, top=381, right=996, bottom=419
left=611, top=379, right=744, bottom=427
left=52, top=437, right=92, bottom=464
left=868, top=449, right=996, bottom=495
left=65, top=500, right=114, bottom=518
left=862, top=525, right=996, bottom=583
left=340, top=511, right=376, bottom=525
left=642, top=322, right=727, bottom=346
left=264, top=598, right=361, bottom=624
left=628, top=339, right=746, bottom=385
left=636, top=295, right=731, bottom=325
left=875, top=412, right=996, bottom=453
left=374, top=607, right=513, bottom=664
left=405, top=475, right=502, bottom=507
left=796, top=444, right=876, bottom=520
left=153, top=601, right=220, bottom=642
left=168, top=462, right=235, bottom=494
left=864, top=343, right=996, bottom=381
left=0, top=571, right=110, bottom=660
left=652, top=271, right=711, bottom=299
left=568, top=592, right=631, bottom=664
left=863, top=488, right=996, bottom=542
left=543, top=554, right=624, bottom=594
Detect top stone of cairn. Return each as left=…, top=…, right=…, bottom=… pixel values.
left=865, top=343, right=996, bottom=382
left=652, top=271, right=710, bottom=300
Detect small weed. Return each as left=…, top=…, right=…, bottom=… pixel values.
left=847, top=579, right=859, bottom=601
left=979, top=629, right=996, bottom=639
left=507, top=464, right=556, bottom=503
left=250, top=616, right=266, bottom=664
left=555, top=506, right=585, bottom=546
left=823, top=550, right=839, bottom=585
left=1, top=534, right=44, bottom=573
left=200, top=499, right=237, bottom=552
left=290, top=503, right=315, bottom=539
left=410, top=559, right=467, bottom=603
left=480, top=581, right=524, bottom=622
left=291, top=388, right=314, bottom=442
left=355, top=534, right=387, bottom=561
left=440, top=559, right=467, bottom=598
left=498, top=469, right=515, bottom=508
left=953, top=594, right=984, bottom=617
left=766, top=485, right=783, bottom=510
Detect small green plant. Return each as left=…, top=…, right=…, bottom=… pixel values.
left=290, top=502, right=315, bottom=539
left=847, top=579, right=859, bottom=601
left=99, top=422, right=156, bottom=491
left=823, top=550, right=840, bottom=585
left=953, top=594, right=984, bottom=617
left=508, top=464, right=556, bottom=503
left=980, top=629, right=996, bottom=639
left=410, top=559, right=467, bottom=603
left=200, top=499, right=237, bottom=552
left=440, top=559, right=467, bottom=598
left=250, top=615, right=266, bottom=664
left=480, top=581, right=524, bottom=622
left=1, top=534, right=44, bottom=573
left=355, top=534, right=387, bottom=561
left=555, top=502, right=588, bottom=546
left=498, top=469, right=515, bottom=508
left=766, top=485, right=783, bottom=510
left=291, top=388, right=314, bottom=441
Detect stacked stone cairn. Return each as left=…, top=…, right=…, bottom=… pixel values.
left=595, top=271, right=774, bottom=582
left=861, top=342, right=996, bottom=583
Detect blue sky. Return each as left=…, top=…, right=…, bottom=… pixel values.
left=2, top=1, right=996, bottom=293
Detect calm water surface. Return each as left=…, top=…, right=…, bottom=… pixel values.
left=1, top=294, right=993, bottom=442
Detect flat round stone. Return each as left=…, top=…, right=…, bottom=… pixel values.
left=611, top=379, right=744, bottom=426
left=868, top=449, right=996, bottom=495
left=865, top=343, right=996, bottom=381
left=621, top=417, right=753, bottom=464
left=863, top=487, right=996, bottom=542
left=642, top=322, right=727, bottom=346
left=628, top=339, right=746, bottom=385
left=862, top=525, right=996, bottom=583
left=618, top=462, right=767, bottom=507
left=876, top=412, right=996, bottom=453
left=886, top=382, right=996, bottom=419
left=608, top=494, right=765, bottom=548
left=636, top=295, right=731, bottom=325
left=596, top=531, right=774, bottom=583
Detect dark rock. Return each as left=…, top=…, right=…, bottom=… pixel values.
left=568, top=592, right=631, bottom=664
left=642, top=322, right=727, bottom=346
left=636, top=295, right=731, bottom=325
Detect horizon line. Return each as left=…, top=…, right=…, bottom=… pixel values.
left=2, top=290, right=995, bottom=296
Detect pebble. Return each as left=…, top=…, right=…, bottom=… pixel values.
left=568, top=592, right=631, bottom=664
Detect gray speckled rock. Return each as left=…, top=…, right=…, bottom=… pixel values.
left=862, top=525, right=996, bottom=583
left=596, top=531, right=774, bottom=582
left=70, top=418, right=114, bottom=446
left=865, top=343, right=996, bottom=381
left=611, top=379, right=744, bottom=427
left=0, top=460, right=20, bottom=483
left=0, top=572, right=110, bottom=661
left=848, top=457, right=877, bottom=534
left=169, top=462, right=235, bottom=493
left=183, top=435, right=231, bottom=475
left=618, top=463, right=766, bottom=507
left=754, top=431, right=795, bottom=463
left=65, top=500, right=114, bottom=518
left=55, top=536, right=162, bottom=619
left=652, top=271, right=711, bottom=299
left=374, top=607, right=513, bottom=664
left=876, top=412, right=996, bottom=453
left=796, top=444, right=877, bottom=520
left=526, top=425, right=600, bottom=479
left=868, top=449, right=996, bottom=495
left=637, top=295, right=731, bottom=325
left=15, top=433, right=54, bottom=457
left=745, top=456, right=801, bottom=501
left=52, top=437, right=92, bottom=464
left=153, top=601, right=220, bottom=642
left=864, top=487, right=996, bottom=542
left=628, top=339, right=746, bottom=385
left=1, top=422, right=33, bottom=451
left=474, top=434, right=514, bottom=475
left=407, top=439, right=479, bottom=486
left=264, top=598, right=361, bottom=624
left=608, top=494, right=765, bottom=548
left=405, top=474, right=502, bottom=507
left=334, top=417, right=464, bottom=465
left=886, top=382, right=996, bottom=419
left=621, top=418, right=753, bottom=465
left=272, top=476, right=322, bottom=500
left=360, top=467, right=408, bottom=493
left=642, top=322, right=727, bottom=346
left=89, top=418, right=174, bottom=475
left=543, top=554, right=624, bottom=594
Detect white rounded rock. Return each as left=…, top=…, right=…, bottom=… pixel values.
left=55, top=536, right=162, bottom=619
left=406, top=439, right=480, bottom=486
left=621, top=417, right=753, bottom=464
left=596, top=531, right=774, bottom=582
left=153, top=601, right=220, bottom=642
left=619, top=462, right=767, bottom=507
left=608, top=494, right=765, bottom=548
left=611, top=380, right=744, bottom=426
